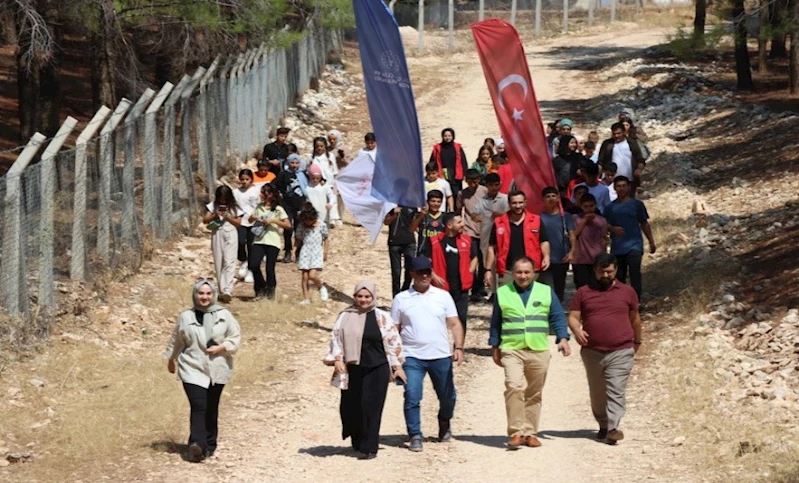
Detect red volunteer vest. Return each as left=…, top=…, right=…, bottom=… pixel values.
left=494, top=213, right=543, bottom=276
left=432, top=142, right=464, bottom=180
left=430, top=233, right=474, bottom=292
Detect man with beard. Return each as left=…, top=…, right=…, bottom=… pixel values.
left=484, top=190, right=551, bottom=291
left=568, top=253, right=642, bottom=446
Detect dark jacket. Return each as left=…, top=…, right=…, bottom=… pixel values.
left=598, top=137, right=645, bottom=170
left=552, top=152, right=591, bottom=194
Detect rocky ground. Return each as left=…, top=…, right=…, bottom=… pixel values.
left=1, top=19, right=798, bottom=483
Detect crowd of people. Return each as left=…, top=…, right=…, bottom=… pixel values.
left=165, top=108, right=655, bottom=462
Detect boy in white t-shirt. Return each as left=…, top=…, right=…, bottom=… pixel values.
left=424, top=161, right=454, bottom=212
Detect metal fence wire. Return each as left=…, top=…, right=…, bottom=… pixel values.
left=0, top=26, right=343, bottom=323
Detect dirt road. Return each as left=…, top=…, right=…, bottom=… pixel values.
left=139, top=27, right=676, bottom=483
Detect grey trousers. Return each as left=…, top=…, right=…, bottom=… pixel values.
left=580, top=347, right=635, bottom=431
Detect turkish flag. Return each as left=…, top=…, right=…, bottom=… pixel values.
left=471, top=19, right=556, bottom=214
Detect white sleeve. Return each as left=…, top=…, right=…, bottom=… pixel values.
left=443, top=291, right=458, bottom=318
left=442, top=181, right=453, bottom=198
left=390, top=296, right=402, bottom=328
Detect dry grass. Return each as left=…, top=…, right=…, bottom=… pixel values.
left=1, top=269, right=317, bottom=481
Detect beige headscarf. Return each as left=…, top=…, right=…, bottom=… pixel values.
left=337, top=281, right=378, bottom=364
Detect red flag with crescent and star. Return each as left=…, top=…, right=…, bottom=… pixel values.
left=471, top=19, right=557, bottom=214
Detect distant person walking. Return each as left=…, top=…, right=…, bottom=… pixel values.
left=234, top=169, right=260, bottom=283
left=429, top=128, right=468, bottom=202
left=248, top=184, right=291, bottom=300
left=489, top=257, right=571, bottom=449
left=325, top=281, right=405, bottom=460
left=295, top=203, right=330, bottom=305
left=384, top=206, right=419, bottom=297
left=262, top=127, right=290, bottom=176
left=165, top=279, right=241, bottom=462
left=391, top=257, right=465, bottom=453
left=603, top=176, right=656, bottom=300
left=203, top=186, right=243, bottom=303
left=568, top=253, right=642, bottom=445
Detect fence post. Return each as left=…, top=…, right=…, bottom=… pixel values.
left=589, top=0, right=594, bottom=26
left=1, top=133, right=46, bottom=315
left=535, top=0, right=542, bottom=37
left=177, top=67, right=206, bottom=231
left=122, top=89, right=155, bottom=244
left=216, top=56, right=235, bottom=169
left=199, top=57, right=220, bottom=199
left=98, top=98, right=132, bottom=263
left=70, top=107, right=111, bottom=282
left=478, top=0, right=484, bottom=21
left=611, top=0, right=616, bottom=23
left=448, top=0, right=454, bottom=48
left=418, top=0, right=425, bottom=54
left=143, top=82, right=174, bottom=234
left=563, top=0, right=568, bottom=33
left=39, top=118, right=77, bottom=311
left=228, top=54, right=244, bottom=159
left=159, top=75, right=191, bottom=241
left=511, top=0, right=517, bottom=25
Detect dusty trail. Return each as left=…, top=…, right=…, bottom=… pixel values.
left=140, top=28, right=674, bottom=483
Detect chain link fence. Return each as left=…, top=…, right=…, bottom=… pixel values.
left=0, top=26, right=343, bottom=332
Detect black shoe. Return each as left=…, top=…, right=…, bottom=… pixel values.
left=266, top=288, right=276, bottom=300
left=281, top=254, right=292, bottom=263
left=357, top=452, right=377, bottom=460
left=597, top=428, right=608, bottom=440
left=205, top=449, right=215, bottom=458
left=187, top=443, right=205, bottom=463
left=438, top=420, right=452, bottom=442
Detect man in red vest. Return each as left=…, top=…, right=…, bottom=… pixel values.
left=429, top=128, right=468, bottom=202
left=421, top=213, right=479, bottom=335
left=484, top=190, right=551, bottom=291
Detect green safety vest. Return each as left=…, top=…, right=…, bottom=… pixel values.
left=497, top=282, right=552, bottom=351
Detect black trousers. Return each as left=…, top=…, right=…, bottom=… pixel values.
left=183, top=382, right=225, bottom=453
left=340, top=363, right=390, bottom=454
left=448, top=179, right=462, bottom=210
left=450, top=290, right=469, bottom=335
left=539, top=263, right=569, bottom=302
left=283, top=205, right=298, bottom=255
left=616, top=250, right=643, bottom=299
left=573, top=264, right=594, bottom=290
left=389, top=243, right=416, bottom=297
left=249, top=244, right=279, bottom=295
left=471, top=236, right=486, bottom=297
left=237, top=226, right=253, bottom=263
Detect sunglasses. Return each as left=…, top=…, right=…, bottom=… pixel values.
left=414, top=270, right=432, bottom=276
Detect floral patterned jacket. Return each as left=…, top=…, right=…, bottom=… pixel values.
left=324, top=308, right=403, bottom=368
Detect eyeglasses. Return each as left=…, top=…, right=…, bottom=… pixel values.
left=414, top=270, right=432, bottom=276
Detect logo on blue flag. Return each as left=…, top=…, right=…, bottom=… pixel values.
left=352, top=0, right=425, bottom=208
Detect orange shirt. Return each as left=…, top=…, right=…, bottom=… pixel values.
left=253, top=171, right=276, bottom=185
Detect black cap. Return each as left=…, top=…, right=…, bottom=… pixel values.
left=409, top=257, right=432, bottom=271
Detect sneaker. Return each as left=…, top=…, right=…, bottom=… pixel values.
left=357, top=452, right=377, bottom=460
left=244, top=271, right=254, bottom=283
left=187, top=443, right=205, bottom=463
left=597, top=428, right=608, bottom=440
left=218, top=293, right=232, bottom=303
left=319, top=285, right=329, bottom=302
left=438, top=420, right=452, bottom=442
left=408, top=436, right=423, bottom=452
left=299, top=299, right=311, bottom=306
left=237, top=263, right=248, bottom=280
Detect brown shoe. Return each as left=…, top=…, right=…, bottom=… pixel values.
left=607, top=429, right=625, bottom=443
left=506, top=435, right=525, bottom=450
left=525, top=436, right=542, bottom=448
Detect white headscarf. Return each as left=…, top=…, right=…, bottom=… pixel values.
left=495, top=137, right=505, bottom=147
left=327, top=129, right=343, bottom=149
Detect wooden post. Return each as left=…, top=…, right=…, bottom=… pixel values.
left=121, top=88, right=155, bottom=244
left=143, top=82, right=174, bottom=234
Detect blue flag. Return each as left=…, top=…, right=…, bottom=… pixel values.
left=352, top=0, right=425, bottom=208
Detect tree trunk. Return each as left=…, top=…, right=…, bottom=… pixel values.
left=771, top=0, right=788, bottom=58
left=91, top=0, right=117, bottom=109
left=693, top=0, right=706, bottom=46
left=38, top=0, right=61, bottom=136
left=790, top=0, right=799, bottom=94
left=17, top=52, right=40, bottom=142
left=758, top=0, right=769, bottom=73
left=733, top=0, right=754, bottom=90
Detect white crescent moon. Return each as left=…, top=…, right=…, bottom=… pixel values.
left=497, top=74, right=529, bottom=110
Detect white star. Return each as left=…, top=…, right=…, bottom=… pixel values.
left=512, top=108, right=524, bottom=122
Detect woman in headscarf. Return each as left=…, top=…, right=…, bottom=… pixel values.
left=488, top=137, right=507, bottom=174
left=552, top=134, right=591, bottom=197
left=165, top=279, right=241, bottom=462
left=327, top=129, right=351, bottom=170
left=429, top=127, right=468, bottom=201
left=324, top=281, right=405, bottom=460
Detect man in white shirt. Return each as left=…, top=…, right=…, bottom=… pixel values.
left=598, top=123, right=645, bottom=196
left=391, top=257, right=465, bottom=453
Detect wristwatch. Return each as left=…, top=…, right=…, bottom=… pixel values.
left=454, top=347, right=464, bottom=351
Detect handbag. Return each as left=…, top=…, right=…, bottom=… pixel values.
left=637, top=139, right=651, bottom=161
left=251, top=220, right=266, bottom=238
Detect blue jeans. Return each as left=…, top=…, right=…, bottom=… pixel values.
left=403, top=356, right=456, bottom=438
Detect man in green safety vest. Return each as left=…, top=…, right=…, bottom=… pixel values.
left=488, top=256, right=571, bottom=450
